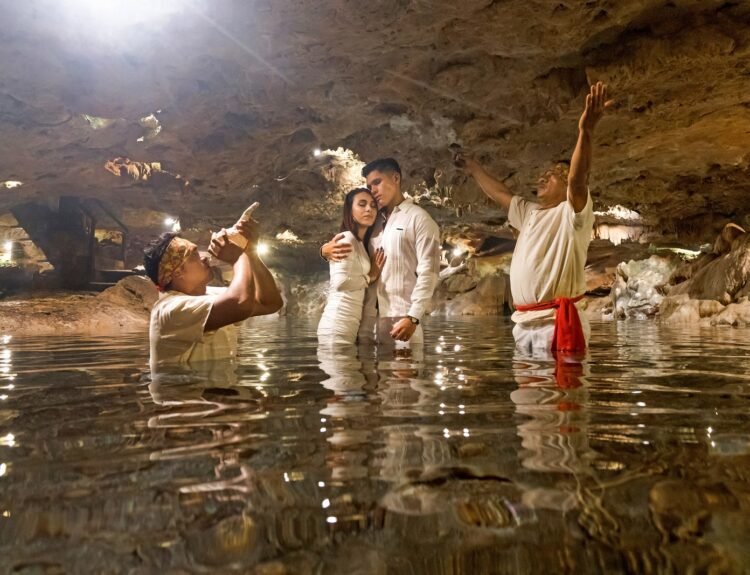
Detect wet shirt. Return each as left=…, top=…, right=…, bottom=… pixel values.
left=327, top=231, right=370, bottom=292
left=508, top=191, right=595, bottom=324
left=370, top=198, right=441, bottom=320
left=149, top=286, right=238, bottom=366
left=318, top=231, right=371, bottom=344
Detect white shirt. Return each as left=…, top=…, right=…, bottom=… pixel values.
left=317, top=231, right=371, bottom=344
left=508, top=191, right=595, bottom=324
left=149, top=286, right=238, bottom=366
left=327, top=231, right=370, bottom=292
left=371, top=198, right=441, bottom=320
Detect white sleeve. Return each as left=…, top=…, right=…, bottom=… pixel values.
left=407, top=211, right=441, bottom=320
left=330, top=232, right=369, bottom=291
left=567, top=189, right=594, bottom=230
left=507, top=196, right=531, bottom=230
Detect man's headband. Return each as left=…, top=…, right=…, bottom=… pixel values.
left=157, top=237, right=195, bottom=289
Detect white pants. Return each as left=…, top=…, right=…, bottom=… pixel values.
left=317, top=291, right=364, bottom=346
left=512, top=314, right=590, bottom=356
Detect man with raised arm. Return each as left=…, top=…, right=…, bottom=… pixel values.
left=144, top=218, right=283, bottom=366
left=457, top=82, right=613, bottom=354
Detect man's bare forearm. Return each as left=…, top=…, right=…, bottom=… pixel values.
left=247, top=252, right=283, bottom=313
left=568, top=129, right=592, bottom=211
left=469, top=167, right=513, bottom=211
left=227, top=254, right=256, bottom=311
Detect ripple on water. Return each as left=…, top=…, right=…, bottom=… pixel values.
left=1, top=317, right=750, bottom=573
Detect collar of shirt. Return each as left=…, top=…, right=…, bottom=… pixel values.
left=393, top=198, right=414, bottom=213
left=383, top=197, right=414, bottom=221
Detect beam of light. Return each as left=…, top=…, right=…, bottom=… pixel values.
left=185, top=2, right=291, bottom=85
left=61, top=0, right=188, bottom=41
left=257, top=241, right=270, bottom=256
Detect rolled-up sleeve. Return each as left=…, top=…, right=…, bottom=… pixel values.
left=407, top=213, right=441, bottom=320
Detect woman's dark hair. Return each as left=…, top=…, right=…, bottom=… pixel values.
left=340, top=188, right=376, bottom=253
left=143, top=232, right=178, bottom=286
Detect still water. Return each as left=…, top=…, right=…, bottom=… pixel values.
left=1, top=318, right=750, bottom=574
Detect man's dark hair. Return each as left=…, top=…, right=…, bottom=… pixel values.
left=143, top=232, right=178, bottom=286
left=362, top=157, right=401, bottom=179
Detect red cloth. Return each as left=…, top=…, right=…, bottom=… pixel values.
left=515, top=295, right=586, bottom=353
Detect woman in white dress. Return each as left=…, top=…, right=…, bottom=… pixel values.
left=317, top=188, right=385, bottom=345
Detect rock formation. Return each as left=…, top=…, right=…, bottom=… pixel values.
left=659, top=224, right=750, bottom=326
left=1, top=0, right=749, bottom=255
left=1, top=1, right=749, bottom=328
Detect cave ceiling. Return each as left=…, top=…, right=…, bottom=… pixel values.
left=1, top=0, right=749, bottom=243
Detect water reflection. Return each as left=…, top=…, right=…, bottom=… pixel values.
left=1, top=319, right=750, bottom=572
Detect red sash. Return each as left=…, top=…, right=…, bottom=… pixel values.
left=515, top=295, right=586, bottom=353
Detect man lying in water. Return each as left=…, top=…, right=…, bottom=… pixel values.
left=143, top=218, right=283, bottom=366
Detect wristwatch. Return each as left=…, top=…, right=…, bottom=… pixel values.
left=407, top=315, right=420, bottom=325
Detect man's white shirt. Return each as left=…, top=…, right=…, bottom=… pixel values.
left=370, top=198, right=441, bottom=320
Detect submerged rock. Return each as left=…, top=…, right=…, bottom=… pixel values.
left=184, top=513, right=261, bottom=568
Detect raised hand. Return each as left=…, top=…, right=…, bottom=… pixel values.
left=453, top=152, right=483, bottom=176
left=209, top=230, right=244, bottom=264
left=235, top=219, right=260, bottom=251
left=579, top=81, right=614, bottom=134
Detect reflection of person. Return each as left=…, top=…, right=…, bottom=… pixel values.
left=144, top=217, right=283, bottom=367
left=317, top=188, right=385, bottom=345
left=317, top=345, right=367, bottom=395
left=458, top=83, right=613, bottom=354
left=321, top=158, right=441, bottom=351
left=317, top=345, right=376, bottom=481
left=375, top=357, right=452, bottom=482
left=511, top=352, right=592, bottom=512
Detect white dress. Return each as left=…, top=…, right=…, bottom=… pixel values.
left=317, top=231, right=372, bottom=345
